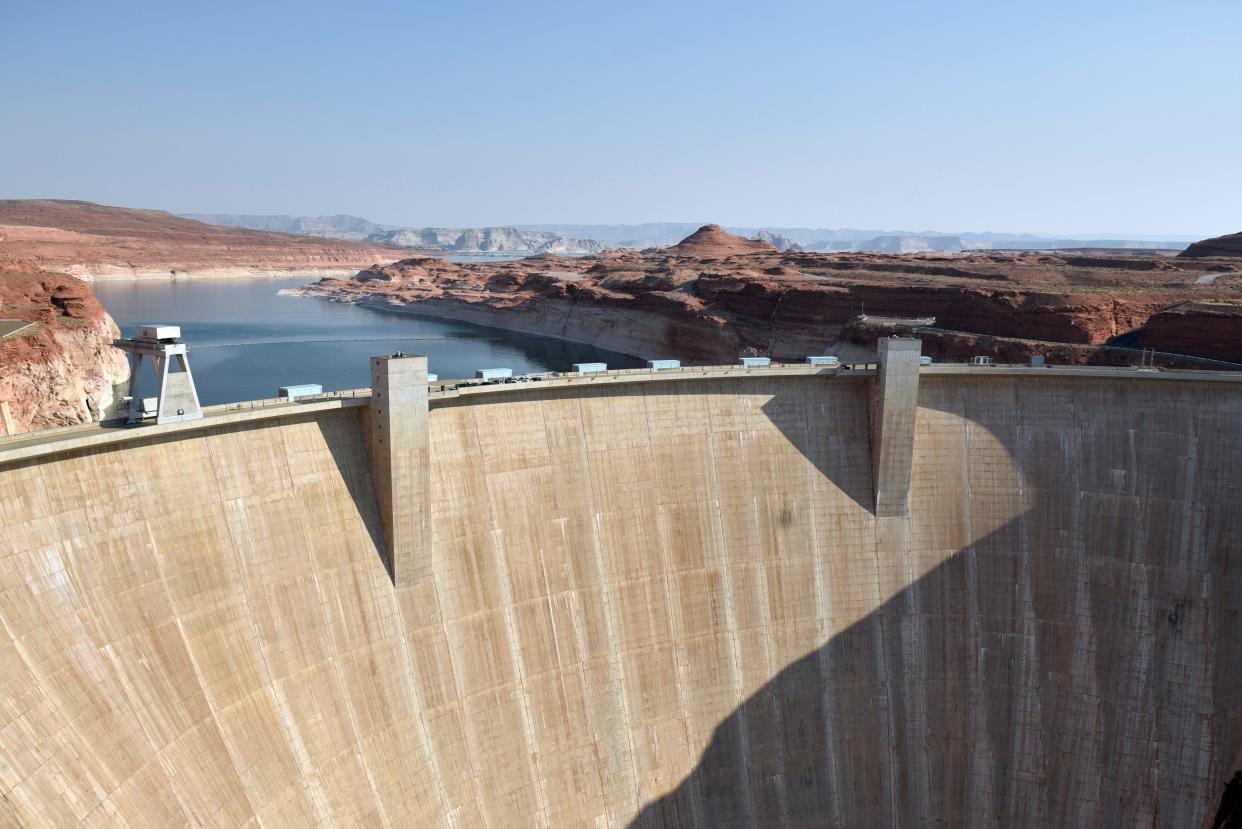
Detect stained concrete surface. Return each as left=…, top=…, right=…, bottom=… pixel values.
left=0, top=371, right=1239, bottom=826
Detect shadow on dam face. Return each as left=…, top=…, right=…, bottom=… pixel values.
left=627, top=376, right=1242, bottom=827
left=1, top=372, right=1241, bottom=826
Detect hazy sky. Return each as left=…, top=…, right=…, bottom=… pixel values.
left=3, top=0, right=1239, bottom=236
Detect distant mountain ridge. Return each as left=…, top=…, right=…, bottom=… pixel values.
left=182, top=213, right=389, bottom=240
left=370, top=227, right=604, bottom=254
left=519, top=224, right=1192, bottom=253
left=182, top=213, right=1195, bottom=254
left=181, top=214, right=603, bottom=254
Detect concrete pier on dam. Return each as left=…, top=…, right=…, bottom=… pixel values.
left=1, top=349, right=1241, bottom=827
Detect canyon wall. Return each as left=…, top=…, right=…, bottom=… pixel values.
left=0, top=370, right=1239, bottom=826
left=302, top=243, right=1242, bottom=366
left=0, top=264, right=128, bottom=435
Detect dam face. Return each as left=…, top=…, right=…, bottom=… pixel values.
left=0, top=367, right=1239, bottom=827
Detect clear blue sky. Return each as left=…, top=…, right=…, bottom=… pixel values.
left=2, top=0, right=1238, bottom=236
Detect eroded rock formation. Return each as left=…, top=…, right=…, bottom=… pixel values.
left=1179, top=230, right=1242, bottom=258
left=300, top=228, right=1242, bottom=368
left=0, top=261, right=129, bottom=435
left=665, top=224, right=778, bottom=257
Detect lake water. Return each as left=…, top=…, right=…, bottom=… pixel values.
left=93, top=275, right=641, bottom=405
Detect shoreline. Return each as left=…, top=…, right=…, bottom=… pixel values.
left=348, top=294, right=656, bottom=361
left=76, top=266, right=372, bottom=282
left=329, top=292, right=782, bottom=364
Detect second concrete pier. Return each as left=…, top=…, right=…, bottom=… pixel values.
left=369, top=353, right=430, bottom=583
left=871, top=337, right=922, bottom=516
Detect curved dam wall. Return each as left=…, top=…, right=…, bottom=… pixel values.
left=0, top=368, right=1239, bottom=826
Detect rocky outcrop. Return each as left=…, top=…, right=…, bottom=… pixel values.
left=297, top=226, right=1242, bottom=368
left=0, top=262, right=129, bottom=435
left=182, top=214, right=609, bottom=253
left=754, top=230, right=802, bottom=251
left=0, top=200, right=404, bottom=278
left=1134, top=301, right=1242, bottom=364
left=664, top=224, right=777, bottom=258
left=1179, top=230, right=1242, bottom=258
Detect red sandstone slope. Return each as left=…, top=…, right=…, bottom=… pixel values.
left=0, top=200, right=405, bottom=278
left=1179, top=230, right=1242, bottom=258
left=0, top=260, right=129, bottom=435
left=299, top=226, right=1242, bottom=368
left=1135, top=300, right=1242, bottom=362
left=663, top=224, right=777, bottom=257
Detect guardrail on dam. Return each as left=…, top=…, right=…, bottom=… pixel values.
left=1, top=348, right=1240, bottom=826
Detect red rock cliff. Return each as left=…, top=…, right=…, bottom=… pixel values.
left=1179, top=230, right=1242, bottom=258
left=0, top=262, right=130, bottom=435
left=297, top=228, right=1242, bottom=368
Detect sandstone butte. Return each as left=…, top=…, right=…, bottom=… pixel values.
left=0, top=200, right=405, bottom=435
left=660, top=222, right=778, bottom=256
left=301, top=224, right=1242, bottom=369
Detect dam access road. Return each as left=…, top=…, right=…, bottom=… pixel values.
left=1, top=347, right=1240, bottom=827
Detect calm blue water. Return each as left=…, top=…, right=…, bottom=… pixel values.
left=93, top=275, right=641, bottom=405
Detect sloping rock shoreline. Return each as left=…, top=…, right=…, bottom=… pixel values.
left=299, top=226, right=1242, bottom=369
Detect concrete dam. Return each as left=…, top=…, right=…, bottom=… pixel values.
left=1, top=346, right=1240, bottom=827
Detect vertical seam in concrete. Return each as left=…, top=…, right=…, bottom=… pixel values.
left=0, top=466, right=127, bottom=823
left=1005, top=416, right=1042, bottom=826
left=1064, top=394, right=1102, bottom=826
left=642, top=383, right=708, bottom=828
left=867, top=522, right=898, bottom=826
left=804, top=385, right=846, bottom=829
left=574, top=389, right=644, bottom=818
left=280, top=425, right=393, bottom=828
left=309, top=568, right=394, bottom=827
left=470, top=402, right=553, bottom=826
left=385, top=470, right=461, bottom=829
left=370, top=401, right=468, bottom=827
left=387, top=606, right=461, bottom=829
left=424, top=406, right=492, bottom=828
left=739, top=390, right=793, bottom=828
left=898, top=517, right=931, bottom=825
left=147, top=524, right=268, bottom=827
left=700, top=380, right=760, bottom=829
left=26, top=460, right=200, bottom=823
left=201, top=431, right=335, bottom=825
left=537, top=396, right=613, bottom=825
left=960, top=384, right=997, bottom=826
left=1182, top=404, right=1216, bottom=823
